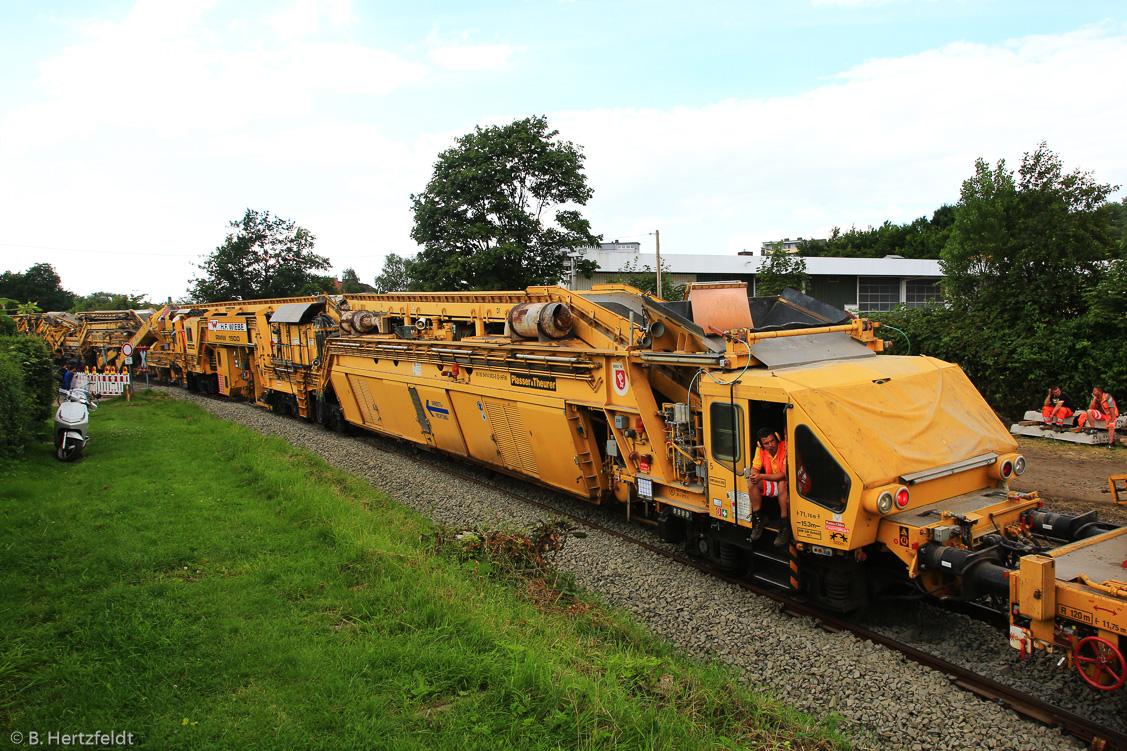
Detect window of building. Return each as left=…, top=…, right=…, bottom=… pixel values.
left=905, top=279, right=943, bottom=307
left=710, top=402, right=743, bottom=465
left=857, top=277, right=900, bottom=312
left=794, top=425, right=850, bottom=513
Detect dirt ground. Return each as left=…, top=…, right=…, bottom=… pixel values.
left=1009, top=436, right=1127, bottom=525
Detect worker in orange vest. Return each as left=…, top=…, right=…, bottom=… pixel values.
left=747, top=428, right=790, bottom=547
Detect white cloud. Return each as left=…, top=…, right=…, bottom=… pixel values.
left=0, top=2, right=423, bottom=155
left=267, top=0, right=355, bottom=39
left=428, top=43, right=517, bottom=71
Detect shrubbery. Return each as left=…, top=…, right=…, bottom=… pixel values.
left=873, top=305, right=1127, bottom=420
left=0, top=333, right=54, bottom=459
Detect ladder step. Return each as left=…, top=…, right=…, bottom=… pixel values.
left=752, top=571, right=797, bottom=590
left=752, top=547, right=790, bottom=566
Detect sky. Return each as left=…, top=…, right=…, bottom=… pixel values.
left=1, top=0, right=1125, bottom=303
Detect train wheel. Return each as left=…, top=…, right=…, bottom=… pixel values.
left=1074, top=636, right=1127, bottom=690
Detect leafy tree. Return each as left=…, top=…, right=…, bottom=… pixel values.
left=800, top=206, right=954, bottom=260
left=604, top=258, right=684, bottom=301
left=1085, top=259, right=1127, bottom=320
left=299, top=274, right=340, bottom=297
left=71, top=291, right=150, bottom=312
left=575, top=258, right=599, bottom=280
left=409, top=115, right=601, bottom=291
left=0, top=263, right=75, bottom=311
left=340, top=268, right=376, bottom=294
left=755, top=245, right=810, bottom=297
left=941, top=143, right=1118, bottom=324
left=373, top=253, right=411, bottom=294
left=189, top=209, right=330, bottom=302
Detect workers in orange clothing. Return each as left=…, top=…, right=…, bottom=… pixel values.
left=1041, top=385, right=1075, bottom=430
left=1076, top=386, right=1119, bottom=449
left=747, top=428, right=790, bottom=547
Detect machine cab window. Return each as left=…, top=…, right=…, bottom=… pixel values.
left=709, top=402, right=743, bottom=466
left=794, top=424, right=850, bottom=513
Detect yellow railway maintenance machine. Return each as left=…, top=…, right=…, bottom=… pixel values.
left=16, top=309, right=151, bottom=367
left=118, top=296, right=348, bottom=423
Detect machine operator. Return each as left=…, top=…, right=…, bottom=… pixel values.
left=747, top=428, right=790, bottom=547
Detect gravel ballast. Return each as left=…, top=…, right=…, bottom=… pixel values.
left=155, top=387, right=1124, bottom=751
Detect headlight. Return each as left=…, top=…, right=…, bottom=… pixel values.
left=876, top=491, right=894, bottom=514
left=1013, top=455, right=1026, bottom=476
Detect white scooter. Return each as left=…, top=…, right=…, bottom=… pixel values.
left=54, top=388, right=98, bottom=461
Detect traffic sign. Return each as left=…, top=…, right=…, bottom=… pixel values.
left=121, top=343, right=134, bottom=357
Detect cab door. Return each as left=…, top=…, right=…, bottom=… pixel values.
left=703, top=398, right=749, bottom=526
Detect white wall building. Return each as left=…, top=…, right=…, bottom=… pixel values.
left=568, top=248, right=943, bottom=313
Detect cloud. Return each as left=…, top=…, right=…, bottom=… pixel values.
left=428, top=43, right=518, bottom=71
left=0, top=1, right=423, bottom=155
left=267, top=0, right=356, bottom=39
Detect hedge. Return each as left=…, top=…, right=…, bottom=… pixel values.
left=872, top=305, right=1127, bottom=421
left=0, top=334, right=54, bottom=460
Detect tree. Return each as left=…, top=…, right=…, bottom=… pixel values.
left=189, top=209, right=330, bottom=302
left=71, top=291, right=150, bottom=311
left=340, top=268, right=376, bottom=294
left=0, top=263, right=75, bottom=311
left=408, top=115, right=601, bottom=291
left=941, top=143, right=1118, bottom=324
left=373, top=253, right=411, bottom=294
left=756, top=245, right=810, bottom=297
left=604, top=258, right=684, bottom=301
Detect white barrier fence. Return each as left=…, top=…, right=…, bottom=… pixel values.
left=73, top=370, right=131, bottom=397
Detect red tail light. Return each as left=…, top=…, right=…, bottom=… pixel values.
left=1000, top=459, right=1014, bottom=479
left=894, top=487, right=910, bottom=509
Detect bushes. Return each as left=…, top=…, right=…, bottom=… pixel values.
left=873, top=305, right=1127, bottom=420
left=0, top=334, right=54, bottom=460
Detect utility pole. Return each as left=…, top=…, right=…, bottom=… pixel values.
left=654, top=229, right=662, bottom=299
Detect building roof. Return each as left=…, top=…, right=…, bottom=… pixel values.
left=583, top=251, right=943, bottom=278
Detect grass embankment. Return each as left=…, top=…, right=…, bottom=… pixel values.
left=0, top=391, right=847, bottom=750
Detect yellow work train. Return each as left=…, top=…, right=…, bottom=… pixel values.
left=24, top=282, right=1127, bottom=692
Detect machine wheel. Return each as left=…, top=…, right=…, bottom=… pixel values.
left=1075, top=636, right=1127, bottom=690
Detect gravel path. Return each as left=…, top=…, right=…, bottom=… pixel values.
left=154, top=387, right=1116, bottom=751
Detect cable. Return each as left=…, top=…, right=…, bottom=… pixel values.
left=700, top=339, right=753, bottom=386
left=883, top=324, right=910, bottom=354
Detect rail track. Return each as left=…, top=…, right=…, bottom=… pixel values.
left=174, top=386, right=1127, bottom=750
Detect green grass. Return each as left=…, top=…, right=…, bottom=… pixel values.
left=0, top=391, right=848, bottom=750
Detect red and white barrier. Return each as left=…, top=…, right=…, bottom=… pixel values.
left=74, top=368, right=131, bottom=397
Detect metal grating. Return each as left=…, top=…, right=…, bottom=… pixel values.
left=486, top=401, right=539, bottom=476
left=347, top=374, right=381, bottom=426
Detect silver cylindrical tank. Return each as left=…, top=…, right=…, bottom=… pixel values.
left=507, top=302, right=573, bottom=339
